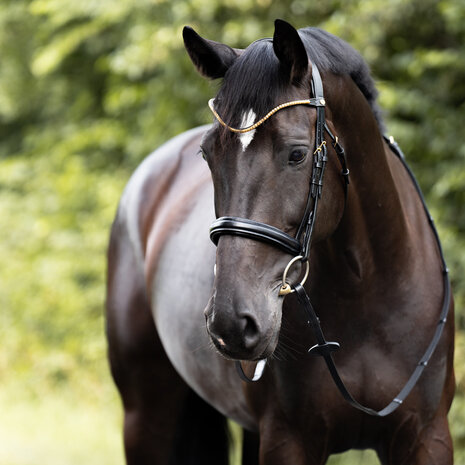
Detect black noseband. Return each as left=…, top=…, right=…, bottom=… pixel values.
left=210, top=217, right=301, bottom=256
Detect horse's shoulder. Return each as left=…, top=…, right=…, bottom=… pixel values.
left=114, top=124, right=211, bottom=263
left=122, top=125, right=210, bottom=208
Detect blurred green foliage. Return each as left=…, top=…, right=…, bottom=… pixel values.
left=0, top=0, right=464, bottom=463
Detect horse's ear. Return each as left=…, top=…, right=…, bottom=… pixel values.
left=183, top=26, right=242, bottom=79
left=273, top=19, right=309, bottom=84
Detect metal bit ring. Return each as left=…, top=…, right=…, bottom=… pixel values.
left=279, top=255, right=310, bottom=296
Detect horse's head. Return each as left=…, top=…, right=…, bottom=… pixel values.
left=183, top=20, right=346, bottom=361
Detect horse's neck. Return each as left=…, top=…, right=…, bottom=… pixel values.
left=316, top=87, right=431, bottom=298
left=334, top=137, right=411, bottom=277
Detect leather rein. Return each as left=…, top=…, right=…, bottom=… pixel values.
left=207, top=64, right=451, bottom=417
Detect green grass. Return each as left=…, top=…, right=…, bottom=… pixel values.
left=1, top=368, right=462, bottom=465
left=327, top=450, right=379, bottom=464
left=0, top=382, right=124, bottom=465
left=0, top=388, right=379, bottom=465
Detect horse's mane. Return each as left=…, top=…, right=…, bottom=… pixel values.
left=215, top=27, right=384, bottom=132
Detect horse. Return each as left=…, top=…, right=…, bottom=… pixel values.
left=105, top=19, right=455, bottom=465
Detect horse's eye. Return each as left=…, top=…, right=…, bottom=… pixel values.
left=198, top=148, right=208, bottom=161
left=289, top=148, right=308, bottom=164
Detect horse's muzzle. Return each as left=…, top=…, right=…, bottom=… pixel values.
left=205, top=299, right=277, bottom=361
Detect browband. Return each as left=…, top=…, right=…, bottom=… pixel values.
left=208, top=98, right=325, bottom=134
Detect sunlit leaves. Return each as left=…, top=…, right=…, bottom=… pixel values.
left=32, top=22, right=106, bottom=76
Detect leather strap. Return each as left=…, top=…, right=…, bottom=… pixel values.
left=293, top=269, right=450, bottom=417
left=210, top=216, right=301, bottom=256
left=325, top=122, right=350, bottom=196
left=296, top=64, right=328, bottom=261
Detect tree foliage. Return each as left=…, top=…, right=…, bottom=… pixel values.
left=1, top=0, right=464, bottom=462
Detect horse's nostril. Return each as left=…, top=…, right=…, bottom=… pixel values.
left=206, top=302, right=264, bottom=356
left=242, top=314, right=260, bottom=349
left=243, top=315, right=257, bottom=337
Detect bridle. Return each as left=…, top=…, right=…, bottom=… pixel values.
left=210, top=63, right=349, bottom=274
left=207, top=63, right=451, bottom=417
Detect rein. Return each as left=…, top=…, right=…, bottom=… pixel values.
left=208, top=64, right=451, bottom=417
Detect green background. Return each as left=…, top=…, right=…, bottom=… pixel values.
left=1, top=0, right=464, bottom=463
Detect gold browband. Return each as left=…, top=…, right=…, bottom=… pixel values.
left=208, top=98, right=324, bottom=134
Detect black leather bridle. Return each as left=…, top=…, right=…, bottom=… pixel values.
left=210, top=64, right=349, bottom=262
left=207, top=64, right=451, bottom=417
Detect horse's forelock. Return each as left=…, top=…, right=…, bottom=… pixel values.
left=214, top=40, right=288, bottom=133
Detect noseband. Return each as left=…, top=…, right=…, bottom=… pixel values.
left=207, top=64, right=451, bottom=417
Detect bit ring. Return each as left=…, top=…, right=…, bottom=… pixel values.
left=279, top=255, right=310, bottom=296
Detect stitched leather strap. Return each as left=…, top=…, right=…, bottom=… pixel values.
left=293, top=276, right=450, bottom=417
left=210, top=216, right=301, bottom=256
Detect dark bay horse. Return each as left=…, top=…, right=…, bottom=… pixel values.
left=106, top=20, right=455, bottom=464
